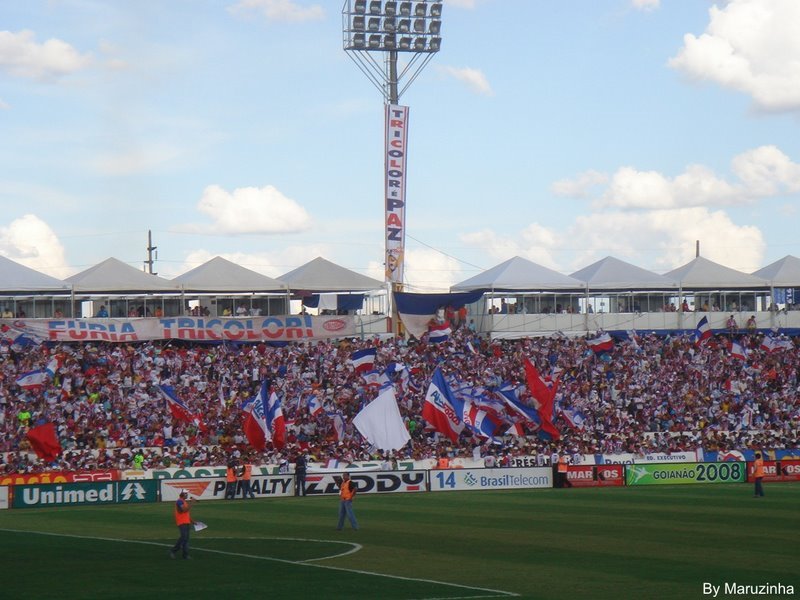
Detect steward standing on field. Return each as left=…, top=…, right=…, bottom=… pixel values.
left=170, top=490, right=195, bottom=559
left=336, top=473, right=359, bottom=531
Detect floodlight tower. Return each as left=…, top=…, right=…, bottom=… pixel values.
left=342, top=0, right=443, bottom=332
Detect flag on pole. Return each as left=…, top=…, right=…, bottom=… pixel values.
left=15, top=369, right=48, bottom=390
left=730, top=341, right=748, bottom=360
left=428, top=321, right=452, bottom=344
left=242, top=384, right=269, bottom=450
left=350, top=348, right=377, bottom=373
left=422, top=367, right=464, bottom=442
left=328, top=411, right=346, bottom=441
left=160, top=385, right=207, bottom=431
left=587, top=332, right=614, bottom=354
left=352, top=386, right=411, bottom=451
left=266, top=388, right=286, bottom=449
left=523, top=358, right=560, bottom=440
left=695, top=316, right=712, bottom=346
left=307, top=393, right=324, bottom=417
left=26, top=422, right=62, bottom=462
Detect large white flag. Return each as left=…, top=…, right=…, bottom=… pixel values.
left=352, top=386, right=411, bottom=451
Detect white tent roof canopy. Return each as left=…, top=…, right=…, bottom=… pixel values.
left=278, top=257, right=385, bottom=292
left=751, top=255, right=800, bottom=287
left=65, top=257, right=180, bottom=293
left=570, top=256, right=678, bottom=291
left=0, top=255, right=70, bottom=293
left=172, top=256, right=287, bottom=292
left=665, top=256, right=769, bottom=290
left=451, top=256, right=585, bottom=292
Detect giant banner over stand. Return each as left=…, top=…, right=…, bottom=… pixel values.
left=430, top=467, right=552, bottom=492
left=626, top=462, right=746, bottom=486
left=384, top=104, right=409, bottom=284
left=1, top=316, right=355, bottom=343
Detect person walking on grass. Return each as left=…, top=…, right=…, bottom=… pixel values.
left=753, top=452, right=766, bottom=497
left=170, top=490, right=195, bottom=559
left=336, top=472, right=358, bottom=531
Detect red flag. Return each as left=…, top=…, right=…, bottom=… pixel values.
left=523, top=358, right=560, bottom=440
left=26, top=422, right=62, bottom=462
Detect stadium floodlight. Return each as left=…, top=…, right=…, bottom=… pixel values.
left=342, top=0, right=444, bottom=102
left=342, top=0, right=445, bottom=314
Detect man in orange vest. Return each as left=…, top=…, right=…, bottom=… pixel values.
left=241, top=462, right=255, bottom=499
left=336, top=473, right=359, bottom=531
left=169, top=490, right=195, bottom=559
left=225, top=460, right=237, bottom=500
left=557, top=454, right=572, bottom=488
left=753, top=452, right=765, bottom=497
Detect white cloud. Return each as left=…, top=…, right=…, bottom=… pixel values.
left=731, top=145, right=800, bottom=196
left=0, top=30, right=91, bottom=80
left=180, top=184, right=312, bottom=235
left=555, top=146, right=800, bottom=209
left=0, top=214, right=70, bottom=277
left=598, top=164, right=743, bottom=209
left=438, top=65, right=493, bottom=96
left=460, top=207, right=765, bottom=276
left=632, top=0, right=660, bottom=11
left=669, top=0, right=800, bottom=112
left=0, top=98, right=9, bottom=109
left=403, top=248, right=463, bottom=292
left=445, top=0, right=478, bottom=8
left=228, top=0, right=325, bottom=22
left=460, top=226, right=561, bottom=271
left=164, top=244, right=329, bottom=280
left=566, top=208, right=764, bottom=273
left=551, top=170, right=608, bottom=198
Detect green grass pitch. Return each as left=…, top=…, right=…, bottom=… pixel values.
left=1, top=484, right=798, bottom=599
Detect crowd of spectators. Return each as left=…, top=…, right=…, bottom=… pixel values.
left=1, top=326, right=798, bottom=474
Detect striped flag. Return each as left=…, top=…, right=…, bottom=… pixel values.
left=695, top=316, right=712, bottom=346
left=350, top=348, right=377, bottom=373
left=428, top=321, right=452, bottom=344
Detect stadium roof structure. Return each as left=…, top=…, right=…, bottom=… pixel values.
left=65, top=257, right=180, bottom=294
left=751, top=255, right=800, bottom=288
left=665, top=256, right=769, bottom=291
left=278, top=257, right=385, bottom=293
left=171, top=256, right=287, bottom=293
left=569, top=256, right=678, bottom=291
left=0, top=255, right=71, bottom=294
left=451, top=256, right=585, bottom=293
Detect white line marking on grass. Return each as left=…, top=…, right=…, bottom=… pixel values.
left=0, top=528, right=517, bottom=598
left=173, top=535, right=363, bottom=562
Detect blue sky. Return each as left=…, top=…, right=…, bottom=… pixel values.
left=2, top=0, right=799, bottom=291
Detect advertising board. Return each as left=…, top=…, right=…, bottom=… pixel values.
left=566, top=465, right=624, bottom=487
left=430, top=467, right=551, bottom=492
left=160, top=476, right=294, bottom=501
left=12, top=480, right=158, bottom=508
left=302, top=471, right=427, bottom=496
left=626, top=462, right=746, bottom=486
left=747, top=460, right=800, bottom=483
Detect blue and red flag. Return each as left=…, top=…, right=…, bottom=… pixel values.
left=350, top=348, right=377, bottom=373
left=160, top=385, right=207, bottom=432
left=422, top=367, right=464, bottom=442
left=695, top=316, right=712, bottom=346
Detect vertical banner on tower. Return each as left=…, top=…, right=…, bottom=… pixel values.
left=385, top=104, right=409, bottom=284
